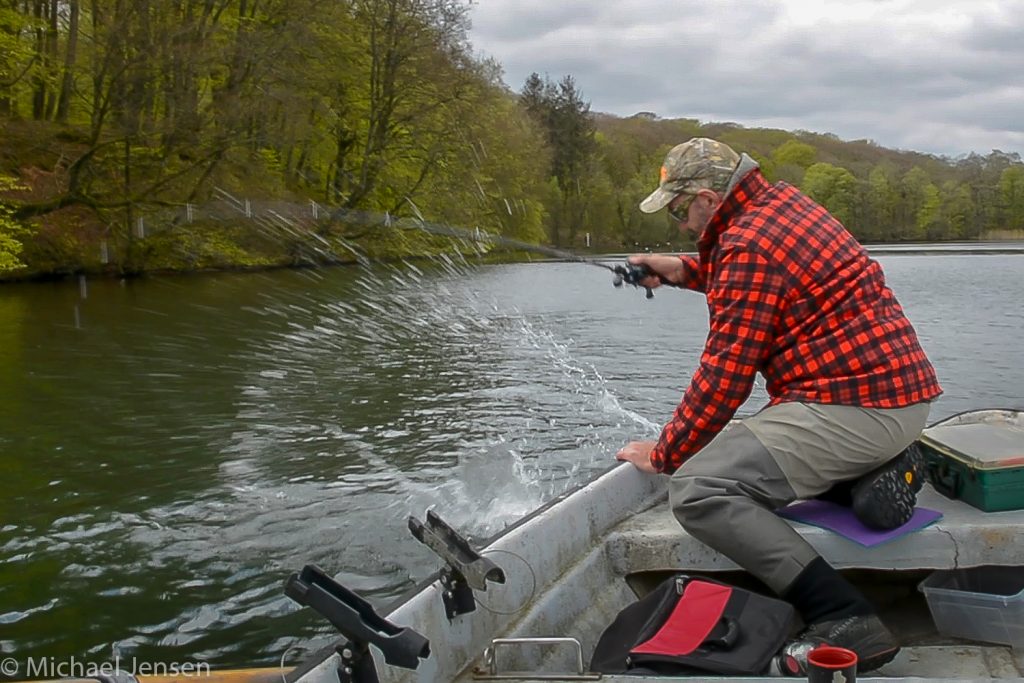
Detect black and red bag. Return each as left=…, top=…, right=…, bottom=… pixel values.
left=590, top=574, right=795, bottom=676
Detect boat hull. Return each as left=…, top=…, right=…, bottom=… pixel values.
left=288, top=412, right=1024, bottom=682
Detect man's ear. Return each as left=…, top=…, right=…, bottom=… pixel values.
left=697, top=188, right=720, bottom=207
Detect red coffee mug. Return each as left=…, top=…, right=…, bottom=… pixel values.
left=807, top=645, right=857, bottom=682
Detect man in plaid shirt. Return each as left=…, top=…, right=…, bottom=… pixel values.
left=616, top=138, right=941, bottom=674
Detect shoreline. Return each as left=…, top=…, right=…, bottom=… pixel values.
left=2, top=240, right=1023, bottom=284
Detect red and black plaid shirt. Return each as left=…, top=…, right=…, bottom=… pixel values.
left=651, top=169, right=942, bottom=474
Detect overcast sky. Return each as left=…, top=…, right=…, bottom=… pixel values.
left=468, top=0, right=1024, bottom=158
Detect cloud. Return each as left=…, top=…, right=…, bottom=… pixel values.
left=468, top=0, right=1024, bottom=156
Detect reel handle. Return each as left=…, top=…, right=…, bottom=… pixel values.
left=612, top=263, right=656, bottom=298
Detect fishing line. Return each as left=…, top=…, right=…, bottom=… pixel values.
left=395, top=198, right=657, bottom=296
left=469, top=548, right=538, bottom=617
left=170, top=189, right=656, bottom=294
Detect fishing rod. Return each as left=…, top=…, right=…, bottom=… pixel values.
left=203, top=189, right=659, bottom=296
left=381, top=205, right=659, bottom=298
left=463, top=232, right=657, bottom=298
left=506, top=239, right=658, bottom=299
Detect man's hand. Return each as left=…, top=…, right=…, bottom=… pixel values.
left=615, top=440, right=660, bottom=474
left=628, top=254, right=684, bottom=288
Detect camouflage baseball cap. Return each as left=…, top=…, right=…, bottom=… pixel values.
left=639, top=138, right=741, bottom=213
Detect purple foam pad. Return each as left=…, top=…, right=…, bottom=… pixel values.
left=777, top=499, right=943, bottom=547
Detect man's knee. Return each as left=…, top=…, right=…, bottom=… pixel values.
left=669, top=473, right=729, bottom=538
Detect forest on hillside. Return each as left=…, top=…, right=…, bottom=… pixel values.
left=1, top=0, right=1023, bottom=278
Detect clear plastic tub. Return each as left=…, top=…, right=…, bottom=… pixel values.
left=919, top=566, right=1024, bottom=648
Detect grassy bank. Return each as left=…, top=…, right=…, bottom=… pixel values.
left=979, top=230, right=1024, bottom=240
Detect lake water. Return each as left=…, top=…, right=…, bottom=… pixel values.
left=1, top=251, right=1022, bottom=669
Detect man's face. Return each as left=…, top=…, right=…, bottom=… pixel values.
left=668, top=190, right=716, bottom=236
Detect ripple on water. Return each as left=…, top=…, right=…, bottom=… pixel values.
left=0, top=599, right=59, bottom=625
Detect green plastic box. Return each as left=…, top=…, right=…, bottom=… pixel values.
left=920, top=409, right=1024, bottom=513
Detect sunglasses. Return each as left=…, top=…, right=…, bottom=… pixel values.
left=667, top=193, right=697, bottom=223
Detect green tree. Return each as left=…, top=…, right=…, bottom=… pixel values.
left=865, top=163, right=899, bottom=241
left=772, top=139, right=817, bottom=167
left=594, top=127, right=666, bottom=248
left=940, top=181, right=974, bottom=239
left=521, top=72, right=597, bottom=247
left=917, top=182, right=943, bottom=238
left=801, top=162, right=856, bottom=227
left=898, top=167, right=932, bottom=240
left=955, top=151, right=1019, bottom=235
left=416, top=67, right=550, bottom=243
left=769, top=139, right=816, bottom=185
left=292, top=0, right=484, bottom=214
left=0, top=4, right=37, bottom=116
left=997, top=166, right=1024, bottom=231
left=0, top=174, right=30, bottom=270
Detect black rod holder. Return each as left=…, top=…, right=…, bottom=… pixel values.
left=285, top=565, right=430, bottom=683
left=409, top=510, right=506, bottom=619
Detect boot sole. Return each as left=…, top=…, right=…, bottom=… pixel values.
left=852, top=444, right=925, bottom=530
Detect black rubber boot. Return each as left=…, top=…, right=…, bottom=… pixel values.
left=776, top=557, right=900, bottom=676
left=782, top=557, right=874, bottom=625
left=775, top=614, right=900, bottom=675
left=851, top=443, right=925, bottom=530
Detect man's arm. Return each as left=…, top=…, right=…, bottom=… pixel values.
left=628, top=254, right=706, bottom=292
left=649, top=247, right=786, bottom=473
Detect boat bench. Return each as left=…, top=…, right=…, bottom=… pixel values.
left=604, top=487, right=1024, bottom=576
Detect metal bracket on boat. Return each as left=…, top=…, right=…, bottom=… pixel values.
left=284, top=564, right=430, bottom=683
left=408, top=509, right=506, bottom=619
left=473, top=638, right=601, bottom=681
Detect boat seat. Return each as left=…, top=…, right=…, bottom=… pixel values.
left=604, top=486, right=1024, bottom=576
